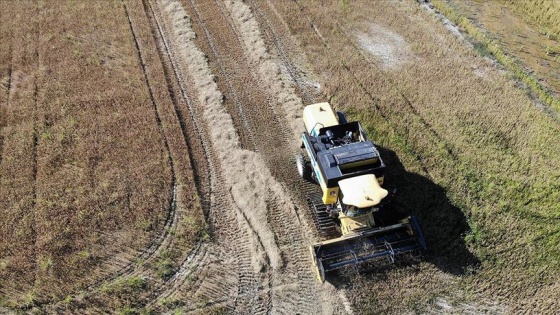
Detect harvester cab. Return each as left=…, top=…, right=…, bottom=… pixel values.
left=296, top=102, right=426, bottom=282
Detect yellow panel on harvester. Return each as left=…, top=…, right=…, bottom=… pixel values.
left=303, top=102, right=339, bottom=136
left=322, top=186, right=339, bottom=205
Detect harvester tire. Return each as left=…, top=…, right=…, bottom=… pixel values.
left=296, top=153, right=312, bottom=180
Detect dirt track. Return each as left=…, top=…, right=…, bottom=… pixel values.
left=123, top=0, right=352, bottom=313
left=110, top=0, right=350, bottom=313
left=0, top=0, right=350, bottom=312
left=147, top=0, right=350, bottom=313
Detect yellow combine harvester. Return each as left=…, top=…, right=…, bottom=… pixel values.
left=296, top=102, right=426, bottom=282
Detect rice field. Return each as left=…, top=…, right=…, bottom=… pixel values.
left=1, top=0, right=559, bottom=313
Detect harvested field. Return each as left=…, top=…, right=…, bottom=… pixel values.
left=273, top=0, right=560, bottom=313
left=0, top=0, right=204, bottom=311
left=0, top=0, right=559, bottom=314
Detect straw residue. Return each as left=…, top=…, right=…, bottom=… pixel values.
left=159, top=0, right=297, bottom=273
left=225, top=0, right=304, bottom=145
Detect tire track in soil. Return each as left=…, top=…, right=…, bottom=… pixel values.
left=186, top=0, right=259, bottom=153
left=143, top=1, right=268, bottom=313
left=247, top=0, right=318, bottom=105
left=135, top=2, right=228, bottom=310
left=209, top=1, right=349, bottom=314
left=183, top=0, right=262, bottom=164
left=211, top=0, right=295, bottom=184
left=244, top=0, right=338, bottom=240
left=215, top=2, right=324, bottom=312
left=265, top=192, right=322, bottom=314
left=214, top=0, right=295, bottom=150
left=183, top=1, right=311, bottom=313
left=224, top=0, right=320, bottom=240
left=105, top=0, right=180, bottom=283
left=218, top=0, right=309, bottom=184
left=222, top=2, right=363, bottom=313
left=147, top=0, right=318, bottom=314
left=191, top=6, right=270, bottom=313
left=135, top=0, right=222, bottom=303
left=234, top=0, right=337, bottom=245
left=61, top=0, right=181, bottom=298
left=184, top=0, right=277, bottom=308
left=30, top=2, right=42, bottom=299
left=223, top=0, right=305, bottom=146
left=0, top=62, right=12, bottom=176
left=140, top=0, right=211, bottom=209
left=140, top=0, right=235, bottom=309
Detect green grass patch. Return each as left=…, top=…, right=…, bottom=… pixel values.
left=154, top=250, right=175, bottom=279
left=100, top=276, right=147, bottom=295
left=432, top=0, right=560, bottom=117
left=347, top=97, right=560, bottom=271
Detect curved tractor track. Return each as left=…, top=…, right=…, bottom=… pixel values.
left=40, top=0, right=350, bottom=313
left=41, top=2, right=195, bottom=312
left=146, top=0, right=272, bottom=313
left=142, top=0, right=350, bottom=313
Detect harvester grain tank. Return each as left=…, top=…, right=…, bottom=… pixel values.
left=296, top=102, right=426, bottom=282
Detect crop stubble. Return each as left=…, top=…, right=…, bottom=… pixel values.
left=142, top=0, right=349, bottom=313
left=4, top=0, right=558, bottom=313
left=0, top=0, right=39, bottom=305
left=273, top=0, right=560, bottom=313
left=0, top=0, right=206, bottom=310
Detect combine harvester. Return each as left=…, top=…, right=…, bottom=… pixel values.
left=296, top=102, right=426, bottom=282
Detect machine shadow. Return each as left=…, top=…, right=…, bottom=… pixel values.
left=377, top=146, right=480, bottom=275
left=330, top=145, right=479, bottom=284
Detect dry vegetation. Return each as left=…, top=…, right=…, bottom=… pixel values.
left=273, top=0, right=559, bottom=313
left=0, top=0, right=203, bottom=311
left=432, top=0, right=560, bottom=117
left=501, top=0, right=560, bottom=42
left=1, top=0, right=559, bottom=313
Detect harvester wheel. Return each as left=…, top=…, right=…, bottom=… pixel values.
left=307, top=192, right=339, bottom=237
left=296, top=153, right=312, bottom=180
